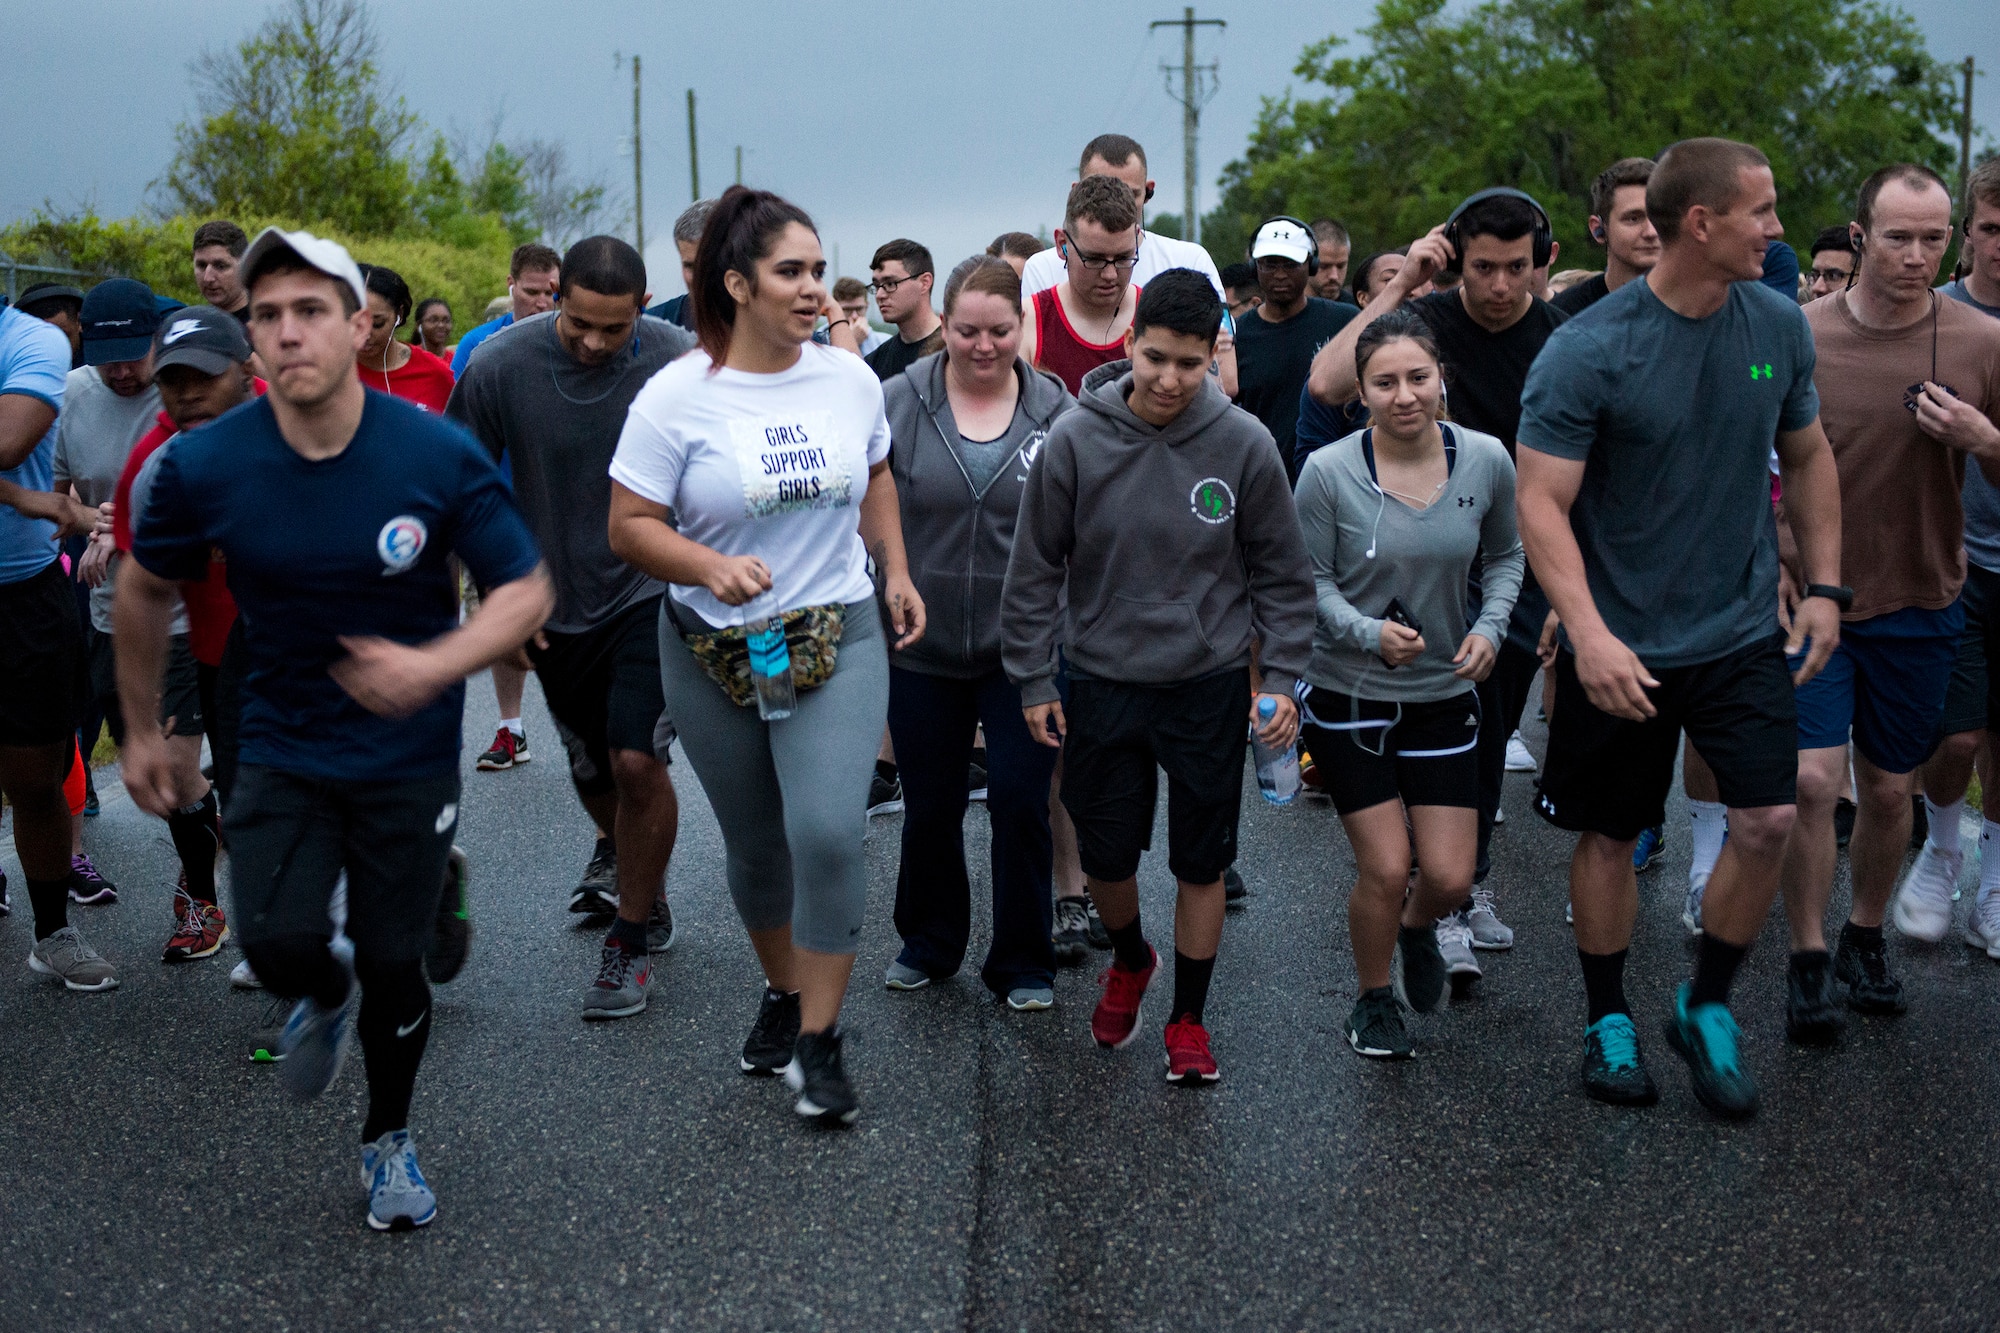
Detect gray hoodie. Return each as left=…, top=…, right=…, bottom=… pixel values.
left=886, top=351, right=1074, bottom=678
left=1001, top=362, right=1316, bottom=705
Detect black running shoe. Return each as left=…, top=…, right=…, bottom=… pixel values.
left=867, top=772, right=904, bottom=817
left=1052, top=896, right=1090, bottom=966
left=569, top=838, right=618, bottom=915
left=1346, top=989, right=1413, bottom=1059
left=1083, top=894, right=1111, bottom=950
left=786, top=1028, right=859, bottom=1125
left=1833, top=798, right=1856, bottom=848
left=1785, top=951, right=1845, bottom=1046
left=1397, top=923, right=1448, bottom=1014
left=424, top=847, right=472, bottom=984
left=740, top=987, right=801, bottom=1075
left=1834, top=926, right=1907, bottom=1016
left=1580, top=1013, right=1660, bottom=1107
left=1223, top=864, right=1248, bottom=909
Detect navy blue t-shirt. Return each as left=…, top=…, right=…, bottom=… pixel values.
left=132, top=391, right=542, bottom=780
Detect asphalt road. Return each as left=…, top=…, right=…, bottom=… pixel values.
left=6, top=675, right=2000, bottom=1331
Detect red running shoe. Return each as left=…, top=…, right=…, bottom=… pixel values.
left=162, top=880, right=230, bottom=961
left=1091, top=945, right=1157, bottom=1049
left=1164, top=1016, right=1221, bottom=1084
left=475, top=727, right=527, bottom=771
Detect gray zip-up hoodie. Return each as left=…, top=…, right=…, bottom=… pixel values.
left=1001, top=361, right=1316, bottom=705
left=886, top=351, right=1074, bottom=677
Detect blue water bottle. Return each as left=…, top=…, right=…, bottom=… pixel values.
left=1250, top=696, right=1300, bottom=805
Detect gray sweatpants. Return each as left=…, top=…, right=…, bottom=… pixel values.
left=658, top=598, right=887, bottom=955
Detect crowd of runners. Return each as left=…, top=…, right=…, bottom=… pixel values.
left=3, top=128, right=1999, bottom=1232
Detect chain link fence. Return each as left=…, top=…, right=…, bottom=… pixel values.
left=1, top=250, right=103, bottom=302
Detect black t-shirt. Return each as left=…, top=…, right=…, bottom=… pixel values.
left=1407, top=289, right=1567, bottom=453
left=1234, top=296, right=1359, bottom=467
left=1549, top=273, right=1609, bottom=317
left=865, top=327, right=943, bottom=381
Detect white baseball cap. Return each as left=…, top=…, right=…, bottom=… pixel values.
left=240, top=226, right=368, bottom=313
left=1250, top=217, right=1315, bottom=266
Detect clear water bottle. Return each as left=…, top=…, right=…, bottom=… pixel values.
left=743, top=591, right=796, bottom=721
left=1250, top=696, right=1299, bottom=806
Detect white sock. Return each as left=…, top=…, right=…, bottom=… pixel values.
left=1688, top=801, right=1727, bottom=884
left=1980, top=821, right=2000, bottom=902
left=499, top=716, right=523, bottom=737
left=1926, top=796, right=1966, bottom=857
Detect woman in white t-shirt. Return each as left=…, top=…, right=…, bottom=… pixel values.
left=609, top=186, right=925, bottom=1126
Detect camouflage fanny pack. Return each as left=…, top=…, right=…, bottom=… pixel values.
left=677, top=603, right=845, bottom=707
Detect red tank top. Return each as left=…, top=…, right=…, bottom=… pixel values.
left=1032, top=286, right=1137, bottom=395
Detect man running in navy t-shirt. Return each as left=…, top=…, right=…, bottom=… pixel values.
left=120, top=228, right=553, bottom=1232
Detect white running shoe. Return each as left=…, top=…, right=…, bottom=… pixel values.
left=1504, top=732, right=1537, bottom=774
left=1466, top=886, right=1513, bottom=950
left=1892, top=844, right=1961, bottom=943
left=1964, top=891, right=2000, bottom=960
left=229, top=958, right=263, bottom=990
left=1681, top=872, right=1709, bottom=936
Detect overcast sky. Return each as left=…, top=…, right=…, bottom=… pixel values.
left=2, top=0, right=1991, bottom=301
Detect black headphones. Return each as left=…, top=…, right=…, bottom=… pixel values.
left=1589, top=221, right=1607, bottom=244
left=1443, top=188, right=1555, bottom=270
left=1252, top=216, right=1320, bottom=276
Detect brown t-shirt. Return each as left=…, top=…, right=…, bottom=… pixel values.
left=1804, top=291, right=2000, bottom=620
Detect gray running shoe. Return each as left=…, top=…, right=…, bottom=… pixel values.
left=27, top=926, right=120, bottom=993
left=277, top=961, right=357, bottom=1100
left=1052, top=896, right=1090, bottom=966
left=581, top=944, right=651, bottom=1020
left=569, top=838, right=618, bottom=916
left=645, top=893, right=675, bottom=953
left=884, top=959, right=932, bottom=990
left=1006, top=984, right=1054, bottom=1011
left=1467, top=885, right=1514, bottom=950
left=1436, top=912, right=1482, bottom=993
left=362, top=1130, right=438, bottom=1231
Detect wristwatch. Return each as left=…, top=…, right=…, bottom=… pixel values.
left=1804, top=583, right=1854, bottom=611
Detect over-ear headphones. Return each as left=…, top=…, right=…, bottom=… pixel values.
left=1443, top=187, right=1555, bottom=271
left=1251, top=216, right=1320, bottom=276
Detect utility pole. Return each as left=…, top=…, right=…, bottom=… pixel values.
left=1150, top=7, right=1224, bottom=245
left=735, top=145, right=744, bottom=186
left=1961, top=57, right=1977, bottom=205
left=631, top=55, right=644, bottom=256
left=687, top=89, right=700, bottom=201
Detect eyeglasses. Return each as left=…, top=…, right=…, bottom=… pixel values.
left=1807, top=267, right=1852, bottom=285
left=1065, top=240, right=1141, bottom=272
left=868, top=274, right=923, bottom=295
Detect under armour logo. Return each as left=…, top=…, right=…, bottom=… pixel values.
left=1457, top=496, right=1475, bottom=507
left=1750, top=363, right=1774, bottom=380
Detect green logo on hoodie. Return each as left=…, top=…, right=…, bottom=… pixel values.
left=1190, top=477, right=1236, bottom=525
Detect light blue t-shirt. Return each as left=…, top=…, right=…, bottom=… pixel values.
left=0, top=305, right=70, bottom=584
left=1945, top=280, right=2000, bottom=573
left=1519, top=277, right=1819, bottom=669
left=450, top=311, right=514, bottom=377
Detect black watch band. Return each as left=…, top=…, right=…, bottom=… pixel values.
left=1805, top=583, right=1854, bottom=611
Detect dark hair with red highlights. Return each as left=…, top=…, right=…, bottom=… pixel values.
left=689, top=185, right=818, bottom=366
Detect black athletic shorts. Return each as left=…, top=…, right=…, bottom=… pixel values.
left=1937, top=563, right=2000, bottom=737
left=226, top=764, right=459, bottom=966
left=1060, top=667, right=1250, bottom=885
left=1536, top=634, right=1798, bottom=841
left=1298, top=685, right=1481, bottom=816
left=527, top=596, right=674, bottom=795
left=0, top=561, right=86, bottom=747
left=90, top=627, right=203, bottom=739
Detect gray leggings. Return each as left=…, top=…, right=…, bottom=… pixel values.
left=657, top=598, right=887, bottom=954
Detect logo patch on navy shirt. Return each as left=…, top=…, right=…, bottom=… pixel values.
left=377, top=515, right=428, bottom=575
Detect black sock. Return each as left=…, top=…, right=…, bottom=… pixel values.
left=355, top=959, right=431, bottom=1143
left=593, top=834, right=616, bottom=859
left=1789, top=947, right=1830, bottom=972
left=1578, top=947, right=1630, bottom=1026
left=166, top=789, right=221, bottom=903
left=606, top=915, right=648, bottom=955
left=1841, top=920, right=1884, bottom=950
left=1360, top=984, right=1395, bottom=1002
left=1172, top=951, right=1216, bottom=1024
left=1105, top=914, right=1151, bottom=971
left=1689, top=934, right=1749, bottom=1008
left=27, top=875, right=69, bottom=940
left=875, top=758, right=898, bottom=783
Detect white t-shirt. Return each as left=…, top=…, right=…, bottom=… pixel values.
left=611, top=343, right=891, bottom=627
left=1019, top=228, right=1225, bottom=300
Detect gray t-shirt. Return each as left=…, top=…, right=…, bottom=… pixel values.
left=1518, top=277, right=1818, bottom=669
left=953, top=429, right=1014, bottom=495
left=51, top=367, right=168, bottom=633
left=1945, top=280, right=2000, bottom=573
left=447, top=311, right=697, bottom=632
left=1294, top=423, right=1525, bottom=702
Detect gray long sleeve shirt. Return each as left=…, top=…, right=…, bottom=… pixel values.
left=1292, top=423, right=1524, bottom=702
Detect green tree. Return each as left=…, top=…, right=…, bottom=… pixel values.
left=159, top=0, right=419, bottom=236
left=1204, top=0, right=1964, bottom=269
